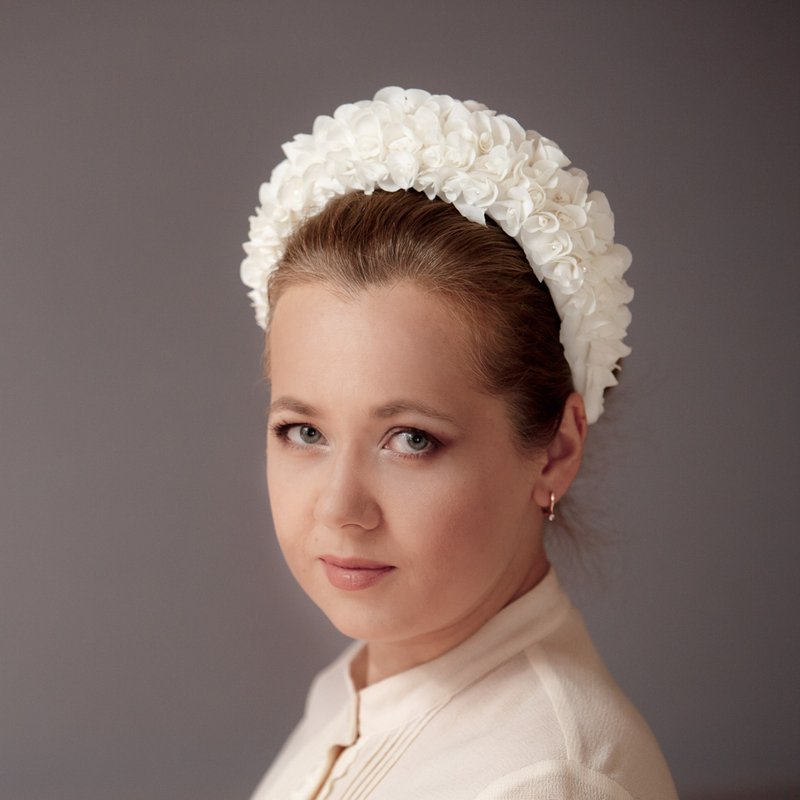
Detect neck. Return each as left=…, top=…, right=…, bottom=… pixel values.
left=351, top=553, right=550, bottom=690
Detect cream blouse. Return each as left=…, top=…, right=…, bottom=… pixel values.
left=250, top=569, right=678, bottom=799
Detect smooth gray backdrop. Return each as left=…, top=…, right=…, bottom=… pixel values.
left=2, top=2, right=799, bottom=799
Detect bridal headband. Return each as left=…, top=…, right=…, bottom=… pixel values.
left=241, top=87, right=633, bottom=423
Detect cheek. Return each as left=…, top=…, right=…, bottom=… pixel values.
left=401, top=455, right=529, bottom=558
left=393, top=467, right=498, bottom=559
left=421, top=504, right=498, bottom=562
left=267, top=482, right=318, bottom=587
left=267, top=460, right=310, bottom=548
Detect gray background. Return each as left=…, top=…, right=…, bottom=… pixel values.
left=2, top=2, right=798, bottom=799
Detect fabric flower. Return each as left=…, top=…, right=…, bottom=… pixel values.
left=240, top=87, right=633, bottom=423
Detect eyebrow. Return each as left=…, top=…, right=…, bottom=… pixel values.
left=371, top=400, right=458, bottom=426
left=268, top=396, right=319, bottom=417
left=268, top=396, right=459, bottom=426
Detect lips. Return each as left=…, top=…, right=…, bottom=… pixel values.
left=320, top=556, right=396, bottom=591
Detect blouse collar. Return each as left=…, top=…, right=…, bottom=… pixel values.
left=328, top=567, right=572, bottom=740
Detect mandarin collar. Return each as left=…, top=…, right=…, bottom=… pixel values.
left=332, top=567, right=571, bottom=739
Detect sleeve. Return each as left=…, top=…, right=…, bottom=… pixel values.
left=474, top=760, right=635, bottom=800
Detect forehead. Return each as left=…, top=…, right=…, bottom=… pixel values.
left=267, top=282, right=479, bottom=411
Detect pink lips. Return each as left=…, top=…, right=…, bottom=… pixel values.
left=320, top=556, right=396, bottom=591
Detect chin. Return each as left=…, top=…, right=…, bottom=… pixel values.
left=314, top=596, right=413, bottom=644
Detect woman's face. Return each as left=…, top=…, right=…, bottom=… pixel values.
left=266, top=281, right=549, bottom=667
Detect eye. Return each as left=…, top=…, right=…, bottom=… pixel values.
left=271, top=422, right=326, bottom=447
left=291, top=424, right=324, bottom=445
left=387, top=428, right=438, bottom=456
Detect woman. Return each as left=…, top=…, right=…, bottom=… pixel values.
left=241, top=88, right=678, bottom=799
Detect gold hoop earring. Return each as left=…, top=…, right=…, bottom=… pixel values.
left=543, top=491, right=556, bottom=522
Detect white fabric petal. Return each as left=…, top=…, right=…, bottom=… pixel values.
left=240, top=87, right=633, bottom=423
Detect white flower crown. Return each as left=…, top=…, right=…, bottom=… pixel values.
left=241, top=87, right=633, bottom=423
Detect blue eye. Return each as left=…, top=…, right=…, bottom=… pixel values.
left=389, top=429, right=438, bottom=456
left=271, top=422, right=325, bottom=447
left=403, top=431, right=430, bottom=451
left=296, top=425, right=322, bottom=444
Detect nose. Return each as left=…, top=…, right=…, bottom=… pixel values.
left=313, top=449, right=382, bottom=532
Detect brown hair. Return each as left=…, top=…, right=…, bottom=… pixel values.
left=266, top=188, right=574, bottom=453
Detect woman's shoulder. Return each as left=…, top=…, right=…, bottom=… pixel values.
left=381, top=574, right=678, bottom=799
left=472, top=759, right=673, bottom=800
left=523, top=602, right=656, bottom=746
left=460, top=599, right=679, bottom=799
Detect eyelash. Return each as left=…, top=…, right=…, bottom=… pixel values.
left=269, top=422, right=441, bottom=459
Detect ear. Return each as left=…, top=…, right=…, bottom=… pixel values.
left=532, top=392, right=588, bottom=509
